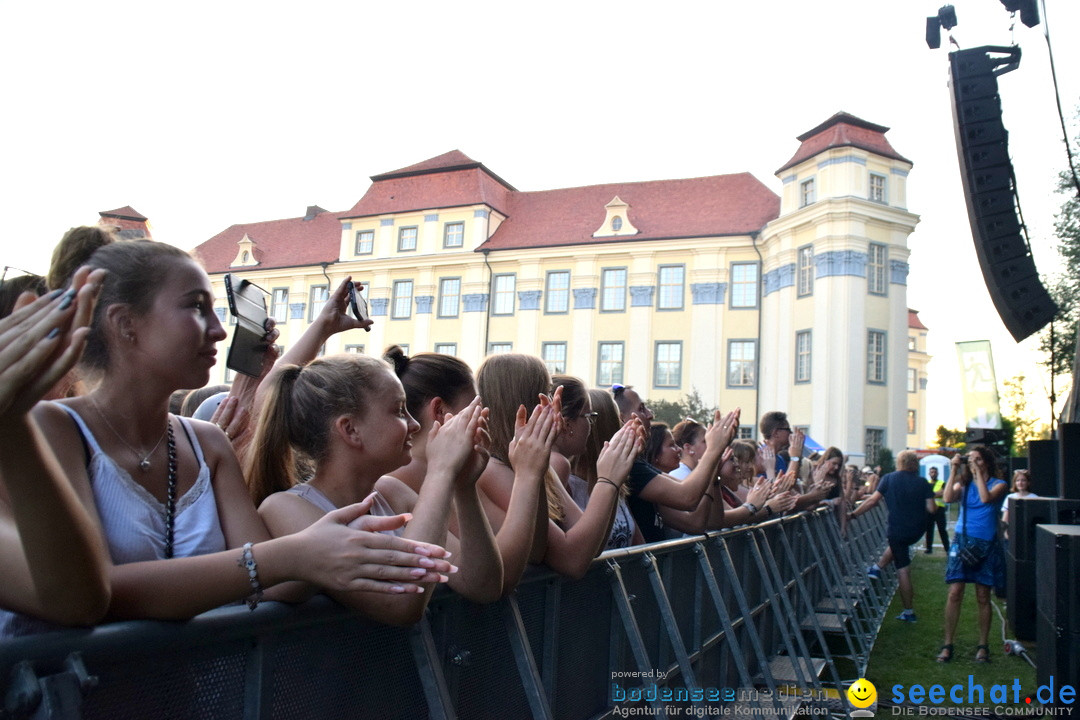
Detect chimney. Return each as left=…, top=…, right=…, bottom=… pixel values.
left=98, top=206, right=151, bottom=239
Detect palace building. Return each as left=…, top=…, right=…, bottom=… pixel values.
left=192, top=111, right=925, bottom=460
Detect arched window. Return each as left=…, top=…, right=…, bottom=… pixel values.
left=611, top=216, right=623, bottom=231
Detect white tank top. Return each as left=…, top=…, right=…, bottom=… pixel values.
left=284, top=483, right=404, bottom=537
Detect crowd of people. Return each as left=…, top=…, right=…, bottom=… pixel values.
left=0, top=227, right=1023, bottom=652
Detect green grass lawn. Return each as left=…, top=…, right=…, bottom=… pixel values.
left=864, top=548, right=1039, bottom=709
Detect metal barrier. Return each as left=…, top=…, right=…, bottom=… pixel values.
left=0, top=505, right=891, bottom=720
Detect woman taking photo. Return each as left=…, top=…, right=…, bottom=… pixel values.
left=937, top=446, right=1007, bottom=663
left=23, top=241, right=454, bottom=628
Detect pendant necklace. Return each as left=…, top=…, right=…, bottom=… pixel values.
left=88, top=395, right=169, bottom=471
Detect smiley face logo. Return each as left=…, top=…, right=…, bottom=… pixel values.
left=846, top=678, right=877, bottom=709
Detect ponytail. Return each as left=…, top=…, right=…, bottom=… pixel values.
left=245, top=365, right=302, bottom=505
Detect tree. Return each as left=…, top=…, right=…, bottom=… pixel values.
left=649, top=388, right=718, bottom=428
left=1000, top=374, right=1048, bottom=456
left=875, top=447, right=896, bottom=474
left=1037, top=153, right=1080, bottom=404
left=935, top=425, right=966, bottom=450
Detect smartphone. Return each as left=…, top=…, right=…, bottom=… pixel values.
left=347, top=280, right=371, bottom=332
left=224, top=273, right=270, bottom=378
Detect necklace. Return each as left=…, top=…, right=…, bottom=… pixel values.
left=88, top=395, right=169, bottom=471
left=164, top=421, right=177, bottom=559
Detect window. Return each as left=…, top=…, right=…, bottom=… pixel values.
left=545, top=271, right=570, bottom=314
left=908, top=335, right=917, bottom=351
left=907, top=410, right=917, bottom=435
left=354, top=230, right=374, bottom=255
left=391, top=280, right=413, bottom=319
left=869, top=173, right=887, bottom=203
left=398, top=226, right=417, bottom=252
left=797, top=245, right=814, bottom=297
left=308, top=285, right=329, bottom=322
left=271, top=288, right=289, bottom=323
left=727, top=340, right=756, bottom=387
left=907, top=368, right=917, bottom=393
left=600, top=268, right=627, bottom=312
left=434, top=343, right=457, bottom=356
left=730, top=263, right=759, bottom=308
left=597, top=342, right=625, bottom=386
left=443, top=222, right=464, bottom=249
left=542, top=342, right=567, bottom=375
left=865, top=428, right=885, bottom=465
left=868, top=243, right=887, bottom=295
left=654, top=342, right=682, bottom=388
left=795, top=330, right=812, bottom=383
left=491, top=274, right=516, bottom=316
left=611, top=216, right=623, bottom=231
left=344, top=344, right=365, bottom=354
left=224, top=367, right=236, bottom=383
left=657, top=265, right=684, bottom=310
left=488, top=342, right=512, bottom=355
left=438, top=278, right=461, bottom=318
left=736, top=426, right=755, bottom=440
left=800, top=178, right=816, bottom=207
left=867, top=330, right=887, bottom=383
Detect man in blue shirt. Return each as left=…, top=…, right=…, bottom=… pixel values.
left=849, top=450, right=935, bottom=622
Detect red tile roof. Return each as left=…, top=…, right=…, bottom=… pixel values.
left=776, top=112, right=912, bottom=174
left=342, top=164, right=514, bottom=219
left=479, top=173, right=779, bottom=252
left=193, top=208, right=343, bottom=274
left=99, top=205, right=146, bottom=221
left=194, top=155, right=780, bottom=270
left=908, top=309, right=928, bottom=331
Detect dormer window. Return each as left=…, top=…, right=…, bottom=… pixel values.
left=230, top=233, right=259, bottom=267
left=593, top=196, right=638, bottom=238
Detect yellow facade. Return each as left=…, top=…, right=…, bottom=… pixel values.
left=200, top=113, right=923, bottom=461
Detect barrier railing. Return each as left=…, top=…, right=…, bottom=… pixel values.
left=0, top=505, right=891, bottom=720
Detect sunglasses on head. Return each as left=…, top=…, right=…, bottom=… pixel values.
left=611, top=384, right=626, bottom=398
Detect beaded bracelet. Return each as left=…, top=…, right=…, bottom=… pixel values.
left=238, top=542, right=263, bottom=611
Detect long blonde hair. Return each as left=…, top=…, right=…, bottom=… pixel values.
left=476, top=353, right=563, bottom=521
left=245, top=354, right=390, bottom=505
left=572, top=389, right=628, bottom=497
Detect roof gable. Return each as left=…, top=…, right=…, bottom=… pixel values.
left=192, top=209, right=344, bottom=274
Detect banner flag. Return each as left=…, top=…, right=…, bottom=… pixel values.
left=955, top=340, right=1001, bottom=429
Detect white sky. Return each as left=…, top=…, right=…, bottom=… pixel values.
left=1, top=0, right=1077, bottom=444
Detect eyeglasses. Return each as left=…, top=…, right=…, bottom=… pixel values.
left=776, top=426, right=792, bottom=432
left=583, top=412, right=598, bottom=424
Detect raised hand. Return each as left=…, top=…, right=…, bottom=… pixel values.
left=0, top=266, right=105, bottom=420
left=508, top=403, right=559, bottom=482
left=595, top=419, right=643, bottom=489
left=746, top=475, right=771, bottom=509
left=428, top=396, right=486, bottom=479
left=774, top=467, right=797, bottom=494
left=789, top=427, right=806, bottom=458
left=759, top=444, right=777, bottom=482
left=317, top=276, right=374, bottom=336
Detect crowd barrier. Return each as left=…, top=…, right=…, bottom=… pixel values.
left=0, top=505, right=892, bottom=720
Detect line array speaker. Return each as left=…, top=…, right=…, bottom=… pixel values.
left=949, top=46, right=1057, bottom=341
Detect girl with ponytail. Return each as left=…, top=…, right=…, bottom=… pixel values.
left=248, top=281, right=498, bottom=622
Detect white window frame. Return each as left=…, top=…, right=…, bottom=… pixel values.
left=597, top=341, right=625, bottom=386
left=438, top=277, right=461, bottom=318
left=868, top=243, right=888, bottom=296
left=398, top=226, right=418, bottom=252
left=434, top=343, right=457, bottom=356
left=797, top=245, right=814, bottom=297
left=391, top=280, right=413, bottom=320
left=544, top=271, right=570, bottom=314
left=308, top=285, right=329, bottom=322
left=600, top=268, right=627, bottom=313
left=800, top=177, right=816, bottom=207
left=657, top=265, right=685, bottom=310
left=730, top=262, right=759, bottom=309
left=541, top=342, right=567, bottom=375
left=443, top=222, right=464, bottom=249
left=354, top=230, right=374, bottom=255
left=653, top=341, right=682, bottom=389
left=867, top=330, right=887, bottom=384
left=795, top=330, right=812, bottom=383
left=271, top=288, right=289, bottom=323
left=727, top=340, right=757, bottom=388
left=491, top=273, right=516, bottom=316
left=869, top=172, right=888, bottom=204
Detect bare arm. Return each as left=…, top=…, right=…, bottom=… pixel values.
left=0, top=270, right=111, bottom=624
left=639, top=409, right=737, bottom=511
left=542, top=422, right=641, bottom=579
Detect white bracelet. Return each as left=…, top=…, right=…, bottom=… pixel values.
left=238, top=542, right=263, bottom=611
